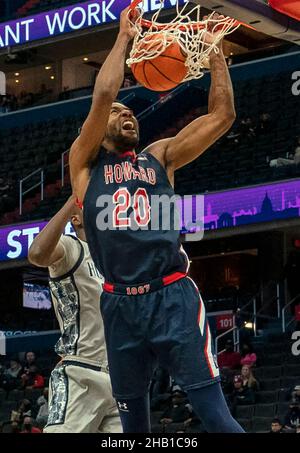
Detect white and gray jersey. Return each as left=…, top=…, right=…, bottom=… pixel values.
left=49, top=235, right=106, bottom=366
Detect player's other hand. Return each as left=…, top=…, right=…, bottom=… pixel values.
left=119, top=6, right=139, bottom=41
left=203, top=13, right=226, bottom=47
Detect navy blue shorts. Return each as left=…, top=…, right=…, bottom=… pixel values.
left=100, top=274, right=220, bottom=400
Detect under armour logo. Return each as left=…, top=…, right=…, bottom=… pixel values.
left=118, top=402, right=129, bottom=412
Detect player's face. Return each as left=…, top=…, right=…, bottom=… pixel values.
left=105, top=102, right=139, bottom=149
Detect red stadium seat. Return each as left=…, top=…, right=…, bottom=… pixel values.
left=269, top=0, right=300, bottom=21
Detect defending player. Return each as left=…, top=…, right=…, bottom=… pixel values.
left=28, top=196, right=121, bottom=433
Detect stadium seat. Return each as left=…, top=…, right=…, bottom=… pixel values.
left=254, top=368, right=265, bottom=380
left=165, top=423, right=187, bottom=433
left=254, top=403, right=277, bottom=418
left=283, top=364, right=300, bottom=377
left=280, top=377, right=300, bottom=388
left=278, top=389, right=290, bottom=402
left=277, top=402, right=290, bottom=416
left=252, top=417, right=273, bottom=433
left=260, top=379, right=281, bottom=391
left=236, top=405, right=255, bottom=419
left=283, top=354, right=300, bottom=365
left=236, top=418, right=252, bottom=433
left=0, top=389, right=6, bottom=404
left=24, top=388, right=43, bottom=401
left=262, top=354, right=283, bottom=366
left=257, top=391, right=278, bottom=404
left=263, top=366, right=282, bottom=379
left=7, top=389, right=25, bottom=402
left=0, top=401, right=17, bottom=421
left=152, top=423, right=164, bottom=433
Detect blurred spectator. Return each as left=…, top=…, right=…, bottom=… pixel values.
left=160, top=390, right=192, bottom=426
left=270, top=155, right=299, bottom=168
left=240, top=342, right=257, bottom=367
left=183, top=404, right=203, bottom=433
left=270, top=137, right=300, bottom=168
left=0, top=94, right=18, bottom=113
left=11, top=399, right=32, bottom=426
left=217, top=339, right=241, bottom=370
left=295, top=137, right=300, bottom=161
left=229, top=375, right=255, bottom=415
left=226, top=128, right=240, bottom=144
left=0, top=86, right=53, bottom=114
left=22, top=351, right=37, bottom=372
left=241, top=365, right=259, bottom=391
left=257, top=113, right=272, bottom=135
left=239, top=117, right=256, bottom=140
left=284, top=403, right=300, bottom=431
left=21, top=365, right=44, bottom=390
left=35, top=388, right=49, bottom=428
left=20, top=416, right=42, bottom=434
left=123, top=76, right=135, bottom=88
left=290, top=385, right=300, bottom=405
left=0, top=357, right=22, bottom=391
left=270, top=418, right=283, bottom=433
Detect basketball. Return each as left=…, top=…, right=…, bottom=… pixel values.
left=131, top=34, right=188, bottom=92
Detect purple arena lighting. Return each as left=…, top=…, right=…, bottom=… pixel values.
left=0, top=179, right=299, bottom=262
left=0, top=0, right=186, bottom=49
left=181, top=179, right=300, bottom=233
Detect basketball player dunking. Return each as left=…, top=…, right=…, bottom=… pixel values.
left=70, top=7, right=244, bottom=433
left=28, top=196, right=122, bottom=433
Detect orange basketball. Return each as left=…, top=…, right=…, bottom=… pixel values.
left=131, top=34, right=188, bottom=92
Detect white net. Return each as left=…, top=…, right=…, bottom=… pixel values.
left=127, top=0, right=240, bottom=82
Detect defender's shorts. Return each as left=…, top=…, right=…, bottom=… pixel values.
left=101, top=274, right=220, bottom=400
left=44, top=358, right=122, bottom=433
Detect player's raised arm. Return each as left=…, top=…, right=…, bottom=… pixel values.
left=28, top=196, right=76, bottom=267
left=148, top=17, right=236, bottom=175
left=69, top=6, right=137, bottom=201
left=165, top=43, right=235, bottom=171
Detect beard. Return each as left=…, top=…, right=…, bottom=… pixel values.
left=105, top=127, right=139, bottom=151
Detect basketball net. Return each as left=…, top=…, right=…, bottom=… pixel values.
left=127, top=0, right=240, bottom=82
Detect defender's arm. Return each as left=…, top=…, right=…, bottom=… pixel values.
left=28, top=196, right=75, bottom=267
